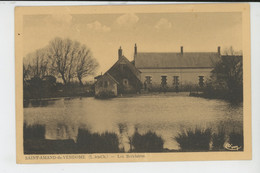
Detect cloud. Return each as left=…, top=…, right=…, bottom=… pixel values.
left=86, top=21, right=111, bottom=32
left=45, top=14, right=73, bottom=26
left=116, top=13, right=139, bottom=27
left=155, top=18, right=172, bottom=29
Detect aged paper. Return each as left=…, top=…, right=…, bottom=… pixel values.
left=15, top=3, right=251, bottom=163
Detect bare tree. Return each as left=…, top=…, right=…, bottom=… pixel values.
left=24, top=48, right=49, bottom=79
left=24, top=37, right=98, bottom=85
left=75, top=45, right=98, bottom=85
left=23, top=63, right=31, bottom=82
left=48, top=37, right=76, bottom=84
left=67, top=41, right=80, bottom=83
left=223, top=46, right=243, bottom=56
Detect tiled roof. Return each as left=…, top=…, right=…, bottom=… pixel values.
left=135, top=52, right=220, bottom=69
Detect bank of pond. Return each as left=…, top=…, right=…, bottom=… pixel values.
left=24, top=123, right=243, bottom=154
left=23, top=76, right=242, bottom=105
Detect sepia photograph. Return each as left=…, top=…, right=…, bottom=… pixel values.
left=15, top=3, right=251, bottom=163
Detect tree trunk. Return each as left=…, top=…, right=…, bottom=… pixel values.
left=61, top=74, right=67, bottom=85
left=78, top=76, right=83, bottom=86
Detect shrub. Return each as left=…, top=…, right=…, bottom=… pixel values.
left=24, top=139, right=76, bottom=154
left=76, top=128, right=120, bottom=153
left=175, top=128, right=212, bottom=151
left=212, top=125, right=226, bottom=150
left=23, top=123, right=45, bottom=140
left=229, top=131, right=243, bottom=149
left=95, top=91, right=116, bottom=99
left=131, top=130, right=164, bottom=152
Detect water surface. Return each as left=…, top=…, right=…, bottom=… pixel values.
left=24, top=94, right=243, bottom=150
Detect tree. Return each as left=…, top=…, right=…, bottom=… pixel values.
left=75, top=45, right=98, bottom=85
left=24, top=37, right=98, bottom=85
left=23, top=48, right=50, bottom=79
left=210, top=46, right=243, bottom=101
left=23, top=64, right=30, bottom=82
left=48, top=37, right=75, bottom=84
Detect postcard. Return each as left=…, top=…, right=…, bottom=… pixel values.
left=15, top=3, right=251, bottom=163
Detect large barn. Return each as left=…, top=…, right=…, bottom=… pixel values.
left=133, top=44, right=221, bottom=91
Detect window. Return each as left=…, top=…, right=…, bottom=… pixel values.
left=173, top=76, right=179, bottom=86
left=161, top=76, right=167, bottom=86
left=123, top=79, right=128, bottom=87
left=145, top=76, right=152, bottom=84
left=173, top=76, right=180, bottom=92
left=199, top=76, right=204, bottom=87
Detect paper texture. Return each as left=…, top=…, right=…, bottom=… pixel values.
left=15, top=3, right=251, bottom=164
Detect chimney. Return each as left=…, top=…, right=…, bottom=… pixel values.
left=134, top=43, right=137, bottom=56
left=118, top=46, right=122, bottom=59
left=218, top=46, right=221, bottom=55
left=180, top=46, right=183, bottom=55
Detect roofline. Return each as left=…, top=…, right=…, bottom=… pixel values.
left=137, top=52, right=219, bottom=54
left=136, top=67, right=214, bottom=69
left=104, top=56, right=127, bottom=75
left=106, top=73, right=119, bottom=84
left=221, top=55, right=243, bottom=57
left=105, top=55, right=141, bottom=75
left=97, top=73, right=119, bottom=84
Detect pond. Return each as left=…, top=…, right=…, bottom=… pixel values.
left=24, top=93, right=243, bottom=151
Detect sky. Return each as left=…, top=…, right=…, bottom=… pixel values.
left=23, top=12, right=242, bottom=78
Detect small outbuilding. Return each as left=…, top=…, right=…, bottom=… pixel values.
left=95, top=73, right=119, bottom=98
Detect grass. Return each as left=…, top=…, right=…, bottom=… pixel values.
left=76, top=128, right=120, bottom=153
left=24, top=123, right=243, bottom=154
left=23, top=123, right=45, bottom=140
left=24, top=124, right=165, bottom=154
left=24, top=123, right=77, bottom=154
left=23, top=124, right=121, bottom=154
left=24, top=139, right=77, bottom=154
left=212, top=124, right=226, bottom=151
left=175, top=125, right=243, bottom=151
left=229, top=131, right=243, bottom=149
left=175, top=128, right=212, bottom=152
left=131, top=130, right=164, bottom=152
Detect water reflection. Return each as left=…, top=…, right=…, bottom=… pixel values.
left=24, top=95, right=243, bottom=151
left=45, top=123, right=78, bottom=142
left=24, top=99, right=58, bottom=108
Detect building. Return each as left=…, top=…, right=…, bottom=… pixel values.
left=134, top=45, right=221, bottom=91
left=94, top=47, right=142, bottom=97
left=95, top=44, right=227, bottom=96
left=95, top=73, right=119, bottom=98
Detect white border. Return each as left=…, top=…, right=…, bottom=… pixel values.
left=0, top=1, right=260, bottom=173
